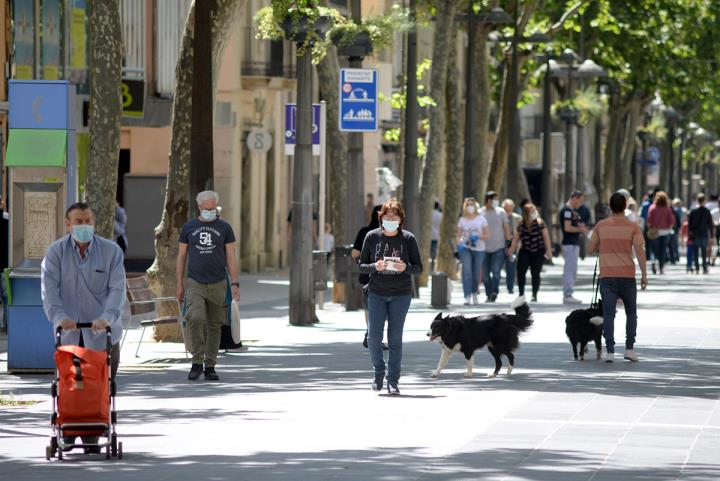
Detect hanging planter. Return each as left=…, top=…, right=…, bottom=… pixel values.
left=335, top=30, right=373, bottom=57
left=281, top=15, right=333, bottom=44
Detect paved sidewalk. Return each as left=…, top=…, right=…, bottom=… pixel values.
left=1, top=258, right=719, bottom=480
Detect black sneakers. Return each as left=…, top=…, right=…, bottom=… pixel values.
left=387, top=382, right=400, bottom=396
left=188, top=363, right=203, bottom=381
left=204, top=366, right=220, bottom=381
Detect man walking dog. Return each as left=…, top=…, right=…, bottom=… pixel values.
left=588, top=192, right=648, bottom=363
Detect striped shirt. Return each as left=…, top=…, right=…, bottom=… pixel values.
left=591, top=216, right=644, bottom=278
left=517, top=220, right=545, bottom=253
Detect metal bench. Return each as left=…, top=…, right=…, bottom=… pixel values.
left=121, top=276, right=186, bottom=358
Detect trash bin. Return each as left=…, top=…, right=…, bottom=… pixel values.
left=312, top=251, right=329, bottom=291
left=431, top=272, right=451, bottom=308
left=334, top=245, right=362, bottom=311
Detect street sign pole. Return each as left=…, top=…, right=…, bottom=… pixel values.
left=319, top=101, right=327, bottom=248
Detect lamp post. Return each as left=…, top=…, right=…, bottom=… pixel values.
left=461, top=7, right=512, bottom=198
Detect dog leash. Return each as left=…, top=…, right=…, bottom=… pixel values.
left=591, top=258, right=600, bottom=306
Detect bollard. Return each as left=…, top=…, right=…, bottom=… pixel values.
left=431, top=272, right=450, bottom=308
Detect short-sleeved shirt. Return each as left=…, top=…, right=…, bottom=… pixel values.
left=517, top=220, right=546, bottom=253
left=592, top=216, right=644, bottom=279
left=457, top=215, right=488, bottom=251
left=560, top=205, right=581, bottom=245
left=179, top=218, right=236, bottom=283
left=481, top=206, right=509, bottom=252
left=431, top=210, right=443, bottom=241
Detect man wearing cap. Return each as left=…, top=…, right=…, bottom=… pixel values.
left=559, top=191, right=588, bottom=304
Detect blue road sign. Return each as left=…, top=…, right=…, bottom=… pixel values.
left=637, top=146, right=660, bottom=166
left=339, top=68, right=378, bottom=132
left=285, top=103, right=321, bottom=155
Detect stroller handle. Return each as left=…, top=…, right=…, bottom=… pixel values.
left=56, top=323, right=113, bottom=350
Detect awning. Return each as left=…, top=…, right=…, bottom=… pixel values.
left=5, top=129, right=67, bottom=167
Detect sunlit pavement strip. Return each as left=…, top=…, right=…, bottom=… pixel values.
left=1, top=257, right=720, bottom=480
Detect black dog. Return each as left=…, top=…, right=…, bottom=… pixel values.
left=427, top=297, right=533, bottom=378
left=565, top=301, right=604, bottom=360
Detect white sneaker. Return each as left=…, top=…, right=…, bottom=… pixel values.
left=225, top=346, right=249, bottom=353
left=624, top=350, right=639, bottom=362
left=604, top=352, right=618, bottom=362
left=471, top=293, right=479, bottom=305
left=463, top=296, right=471, bottom=305
left=563, top=296, right=583, bottom=304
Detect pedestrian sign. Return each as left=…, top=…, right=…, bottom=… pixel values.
left=284, top=103, right=321, bottom=156
left=339, top=68, right=378, bottom=132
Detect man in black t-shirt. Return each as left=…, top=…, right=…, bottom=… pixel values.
left=687, top=193, right=714, bottom=274
left=559, top=191, right=588, bottom=304
left=177, top=191, right=239, bottom=381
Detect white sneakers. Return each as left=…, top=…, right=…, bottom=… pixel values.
left=464, top=296, right=471, bottom=305
left=464, top=294, right=479, bottom=305
left=605, top=350, right=640, bottom=362
left=563, top=296, right=583, bottom=304
left=471, top=293, right=479, bottom=305
left=623, top=350, right=639, bottom=362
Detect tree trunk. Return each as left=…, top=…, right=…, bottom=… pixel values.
left=437, top=31, right=461, bottom=279
left=486, top=62, right=511, bottom=193
left=317, top=44, right=348, bottom=243
left=85, top=0, right=123, bottom=239
left=417, top=1, right=458, bottom=287
left=147, top=0, right=243, bottom=342
left=602, top=94, right=624, bottom=200
left=617, top=96, right=643, bottom=195
left=472, top=24, right=492, bottom=198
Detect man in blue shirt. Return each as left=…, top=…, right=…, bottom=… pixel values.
left=177, top=191, right=240, bottom=382
left=41, top=202, right=126, bottom=454
left=41, top=202, right=126, bottom=376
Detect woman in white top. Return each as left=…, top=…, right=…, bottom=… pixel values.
left=457, top=197, right=490, bottom=305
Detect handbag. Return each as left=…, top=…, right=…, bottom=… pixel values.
left=230, top=299, right=241, bottom=344
left=647, top=227, right=660, bottom=240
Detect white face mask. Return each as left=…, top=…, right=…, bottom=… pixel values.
left=530, top=211, right=539, bottom=221
left=491, top=199, right=499, bottom=209
left=465, top=205, right=476, bottom=214
left=382, top=220, right=400, bottom=232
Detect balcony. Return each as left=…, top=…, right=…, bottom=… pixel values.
left=241, top=27, right=296, bottom=90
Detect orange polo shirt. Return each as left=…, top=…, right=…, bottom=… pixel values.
left=591, top=215, right=644, bottom=278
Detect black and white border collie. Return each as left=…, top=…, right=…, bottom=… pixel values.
left=427, top=297, right=533, bottom=378
left=565, top=302, right=604, bottom=360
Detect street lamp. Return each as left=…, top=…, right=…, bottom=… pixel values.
left=461, top=7, right=513, bottom=198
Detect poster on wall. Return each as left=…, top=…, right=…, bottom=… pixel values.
left=70, top=0, right=87, bottom=70
left=42, top=0, right=62, bottom=80
left=23, top=191, right=57, bottom=259
left=13, top=0, right=35, bottom=79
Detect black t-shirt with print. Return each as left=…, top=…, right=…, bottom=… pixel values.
left=179, top=218, right=236, bottom=283
left=559, top=205, right=580, bottom=245
left=358, top=228, right=423, bottom=296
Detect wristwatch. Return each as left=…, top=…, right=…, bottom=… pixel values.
left=231, top=282, right=239, bottom=287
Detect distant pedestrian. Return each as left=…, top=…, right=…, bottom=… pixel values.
left=640, top=189, right=659, bottom=273
left=710, top=200, right=720, bottom=263
left=480, top=191, right=511, bottom=302
left=320, top=223, right=334, bottom=252
left=457, top=197, right=489, bottom=305
left=669, top=198, right=684, bottom=264
left=430, top=201, right=443, bottom=268
left=176, top=190, right=240, bottom=382
left=359, top=199, right=422, bottom=395
left=506, top=203, right=552, bottom=302
left=365, top=193, right=375, bottom=226
left=647, top=191, right=674, bottom=274
left=577, top=196, right=592, bottom=260
left=114, top=202, right=128, bottom=254
left=560, top=191, right=588, bottom=304
left=680, top=219, right=694, bottom=273
left=502, top=199, right=522, bottom=295
left=687, top=193, right=714, bottom=274
left=352, top=205, right=386, bottom=349
left=588, top=192, right=648, bottom=363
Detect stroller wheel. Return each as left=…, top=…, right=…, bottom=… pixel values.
left=111, top=434, right=117, bottom=457
left=118, top=442, right=123, bottom=460
left=105, top=445, right=111, bottom=460
left=57, top=449, right=63, bottom=461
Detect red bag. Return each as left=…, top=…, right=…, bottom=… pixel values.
left=55, top=345, right=109, bottom=434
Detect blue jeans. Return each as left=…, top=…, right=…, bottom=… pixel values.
left=600, top=278, right=638, bottom=353
left=458, top=249, right=484, bottom=298
left=367, top=293, right=412, bottom=385
left=482, top=249, right=505, bottom=297
left=668, top=233, right=679, bottom=263
left=692, top=236, right=709, bottom=271
left=504, top=254, right=516, bottom=293
left=651, top=235, right=669, bottom=270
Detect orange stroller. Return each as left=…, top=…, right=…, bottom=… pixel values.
left=46, top=323, right=122, bottom=460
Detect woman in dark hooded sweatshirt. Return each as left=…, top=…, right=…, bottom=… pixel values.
left=352, top=204, right=382, bottom=348
left=359, top=198, right=422, bottom=395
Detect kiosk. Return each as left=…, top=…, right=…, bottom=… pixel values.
left=5, top=80, right=77, bottom=372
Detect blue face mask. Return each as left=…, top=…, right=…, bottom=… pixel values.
left=200, top=209, right=217, bottom=222
left=382, top=220, right=400, bottom=232
left=71, top=224, right=94, bottom=243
